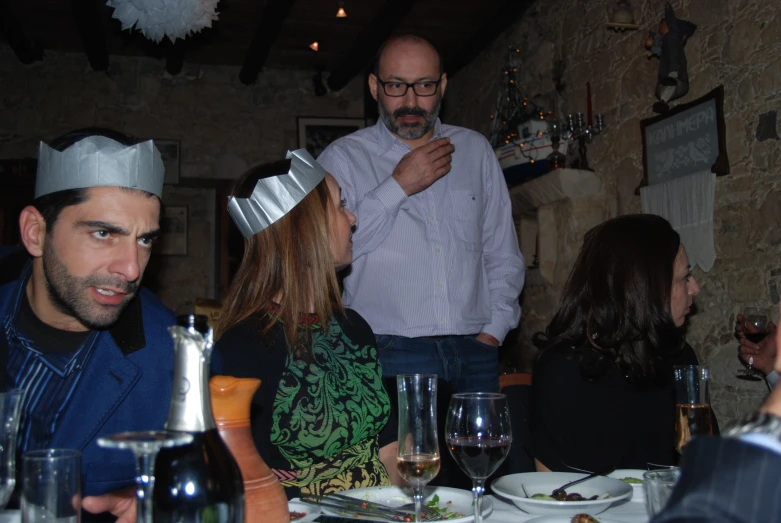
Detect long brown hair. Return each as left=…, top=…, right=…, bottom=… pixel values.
left=217, top=160, right=343, bottom=357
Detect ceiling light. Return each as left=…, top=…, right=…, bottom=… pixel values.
left=309, top=41, right=319, bottom=52
left=336, top=2, right=347, bottom=17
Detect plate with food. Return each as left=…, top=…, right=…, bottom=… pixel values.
left=606, top=469, right=646, bottom=503
left=290, top=499, right=323, bottom=522
left=318, top=485, right=492, bottom=522
left=491, top=472, right=632, bottom=516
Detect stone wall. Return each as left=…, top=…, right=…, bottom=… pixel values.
left=445, top=0, right=781, bottom=425
left=0, top=47, right=363, bottom=314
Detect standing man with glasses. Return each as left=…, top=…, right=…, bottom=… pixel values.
left=317, top=34, right=524, bottom=395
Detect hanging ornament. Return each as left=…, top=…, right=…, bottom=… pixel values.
left=106, top=0, right=220, bottom=43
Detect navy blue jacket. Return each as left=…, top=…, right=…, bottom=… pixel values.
left=0, top=265, right=175, bottom=497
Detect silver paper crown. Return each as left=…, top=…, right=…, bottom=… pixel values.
left=35, top=136, right=165, bottom=199
left=227, top=149, right=327, bottom=237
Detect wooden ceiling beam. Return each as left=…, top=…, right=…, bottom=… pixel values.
left=0, top=0, right=43, bottom=64
left=326, top=0, right=419, bottom=93
left=71, top=0, right=109, bottom=71
left=238, top=0, right=299, bottom=85
left=166, top=40, right=187, bottom=76
left=445, top=0, right=535, bottom=78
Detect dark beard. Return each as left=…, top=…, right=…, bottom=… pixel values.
left=42, top=239, right=138, bottom=330
left=378, top=96, right=442, bottom=140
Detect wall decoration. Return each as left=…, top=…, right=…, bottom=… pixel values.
left=638, top=85, right=729, bottom=191
left=646, top=3, right=697, bottom=113
left=158, top=205, right=188, bottom=255
left=155, top=139, right=181, bottom=185
left=297, top=117, right=365, bottom=158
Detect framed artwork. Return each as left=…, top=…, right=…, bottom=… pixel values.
left=155, top=139, right=181, bottom=185
left=637, top=85, right=729, bottom=193
left=297, top=117, right=366, bottom=158
left=158, top=205, right=188, bottom=255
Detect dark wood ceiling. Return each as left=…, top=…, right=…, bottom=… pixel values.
left=1, top=0, right=533, bottom=89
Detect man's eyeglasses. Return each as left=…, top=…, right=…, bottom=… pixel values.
left=376, top=76, right=443, bottom=97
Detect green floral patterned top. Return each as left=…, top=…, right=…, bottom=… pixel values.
left=213, top=308, right=395, bottom=498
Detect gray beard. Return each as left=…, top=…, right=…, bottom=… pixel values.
left=378, top=97, right=442, bottom=140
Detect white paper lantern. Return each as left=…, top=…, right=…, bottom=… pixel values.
left=106, top=0, right=220, bottom=43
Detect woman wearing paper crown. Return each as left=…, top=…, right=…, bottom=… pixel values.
left=212, top=150, right=401, bottom=498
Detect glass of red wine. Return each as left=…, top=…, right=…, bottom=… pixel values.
left=446, top=393, right=512, bottom=523
left=737, top=306, right=771, bottom=381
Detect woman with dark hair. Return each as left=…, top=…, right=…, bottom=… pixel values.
left=530, top=214, right=712, bottom=473
left=212, top=151, right=399, bottom=499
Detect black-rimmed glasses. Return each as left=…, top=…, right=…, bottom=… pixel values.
left=376, top=76, right=443, bottom=97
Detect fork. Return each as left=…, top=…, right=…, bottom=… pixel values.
left=551, top=466, right=616, bottom=498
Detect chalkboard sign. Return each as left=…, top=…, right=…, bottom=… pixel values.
left=638, top=86, right=729, bottom=190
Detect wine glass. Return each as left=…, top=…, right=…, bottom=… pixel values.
left=396, top=374, right=439, bottom=523
left=0, top=389, right=24, bottom=508
left=736, top=306, right=771, bottom=381
left=446, top=393, right=511, bottom=523
left=98, top=431, right=193, bottom=523
left=673, top=365, right=712, bottom=454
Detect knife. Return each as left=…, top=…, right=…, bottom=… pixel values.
left=301, top=494, right=413, bottom=521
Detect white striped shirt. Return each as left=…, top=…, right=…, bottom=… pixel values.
left=318, top=119, right=524, bottom=342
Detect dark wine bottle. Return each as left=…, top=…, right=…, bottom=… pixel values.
left=153, top=315, right=245, bottom=522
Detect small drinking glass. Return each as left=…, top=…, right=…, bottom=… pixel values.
left=446, top=393, right=511, bottom=523
left=644, top=468, right=681, bottom=516
left=22, top=449, right=81, bottom=523
left=396, top=374, right=439, bottom=523
left=673, top=365, right=712, bottom=454
left=0, top=389, right=24, bottom=508
left=737, top=306, right=771, bottom=381
left=98, top=431, right=193, bottom=523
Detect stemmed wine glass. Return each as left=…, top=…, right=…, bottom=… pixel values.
left=673, top=365, right=712, bottom=454
left=98, top=431, right=193, bottom=523
left=736, top=306, right=771, bottom=381
left=446, top=393, right=512, bottom=523
left=396, top=374, right=439, bottom=523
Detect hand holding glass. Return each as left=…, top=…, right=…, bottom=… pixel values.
left=446, top=393, right=512, bottom=523
left=673, top=365, right=712, bottom=454
left=98, top=431, right=193, bottom=523
left=396, top=374, right=439, bottom=523
left=737, top=306, right=771, bottom=381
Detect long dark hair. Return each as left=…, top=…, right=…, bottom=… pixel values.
left=533, top=214, right=683, bottom=386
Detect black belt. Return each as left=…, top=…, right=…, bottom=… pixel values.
left=422, top=335, right=469, bottom=341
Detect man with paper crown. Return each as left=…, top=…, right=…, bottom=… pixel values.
left=0, top=128, right=174, bottom=520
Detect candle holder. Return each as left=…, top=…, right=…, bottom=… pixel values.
left=565, top=112, right=606, bottom=171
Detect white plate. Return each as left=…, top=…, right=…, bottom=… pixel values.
left=321, top=485, right=493, bottom=522
left=491, top=472, right=633, bottom=517
left=606, top=469, right=646, bottom=502
left=290, top=499, right=322, bottom=522
left=525, top=516, right=630, bottom=523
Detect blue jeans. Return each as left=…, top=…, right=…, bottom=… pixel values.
left=375, top=335, right=500, bottom=393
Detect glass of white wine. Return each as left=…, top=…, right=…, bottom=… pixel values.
left=672, top=365, right=712, bottom=454
left=396, top=374, right=439, bottom=523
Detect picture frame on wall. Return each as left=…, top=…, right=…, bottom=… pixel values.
left=636, top=85, right=729, bottom=193
left=158, top=205, right=188, bottom=255
left=155, top=139, right=181, bottom=185
left=297, top=117, right=366, bottom=158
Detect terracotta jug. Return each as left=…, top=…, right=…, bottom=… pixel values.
left=210, top=376, right=290, bottom=523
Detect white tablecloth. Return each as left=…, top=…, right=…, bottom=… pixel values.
left=485, top=495, right=649, bottom=523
